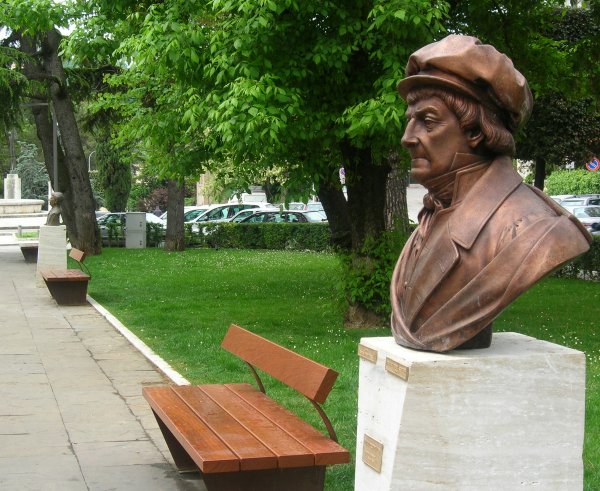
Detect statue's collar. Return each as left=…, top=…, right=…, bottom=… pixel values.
left=449, top=156, right=522, bottom=249
left=421, top=153, right=488, bottom=210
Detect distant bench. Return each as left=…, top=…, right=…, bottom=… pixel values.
left=40, top=248, right=91, bottom=305
left=143, top=324, right=349, bottom=491
left=18, top=241, right=39, bottom=263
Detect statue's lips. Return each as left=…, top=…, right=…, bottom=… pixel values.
left=410, top=157, right=429, bottom=167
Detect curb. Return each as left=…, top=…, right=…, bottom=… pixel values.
left=86, top=295, right=191, bottom=386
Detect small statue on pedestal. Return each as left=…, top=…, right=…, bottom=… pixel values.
left=46, top=192, right=64, bottom=226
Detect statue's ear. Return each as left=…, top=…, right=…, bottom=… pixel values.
left=466, top=129, right=484, bottom=149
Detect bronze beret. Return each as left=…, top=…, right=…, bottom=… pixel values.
left=397, top=35, right=533, bottom=132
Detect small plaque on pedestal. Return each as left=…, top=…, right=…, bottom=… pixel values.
left=362, top=434, right=383, bottom=473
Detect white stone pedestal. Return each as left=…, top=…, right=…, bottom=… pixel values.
left=4, top=173, right=21, bottom=200
left=36, top=225, right=67, bottom=287
left=355, top=333, right=585, bottom=490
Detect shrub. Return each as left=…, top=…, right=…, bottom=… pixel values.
left=555, top=235, right=600, bottom=280
left=545, top=169, right=600, bottom=195
left=339, top=228, right=410, bottom=317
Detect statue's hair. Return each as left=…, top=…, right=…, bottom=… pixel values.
left=406, top=87, right=516, bottom=156
left=52, top=191, right=64, bottom=203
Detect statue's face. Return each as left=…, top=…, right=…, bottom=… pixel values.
left=50, top=195, right=56, bottom=206
left=401, top=96, right=474, bottom=184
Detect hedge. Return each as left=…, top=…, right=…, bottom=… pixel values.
left=107, top=221, right=599, bottom=284
left=185, top=222, right=332, bottom=252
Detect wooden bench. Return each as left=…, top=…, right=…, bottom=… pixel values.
left=40, top=248, right=91, bottom=305
left=143, top=324, right=349, bottom=491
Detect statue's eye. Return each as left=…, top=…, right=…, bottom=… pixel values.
left=424, top=118, right=436, bottom=130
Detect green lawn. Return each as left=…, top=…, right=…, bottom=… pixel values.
left=84, top=248, right=599, bottom=490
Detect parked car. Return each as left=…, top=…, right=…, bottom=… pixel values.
left=549, top=195, right=574, bottom=205
left=161, top=205, right=211, bottom=223
left=239, top=210, right=326, bottom=223
left=97, top=212, right=165, bottom=246
left=287, top=201, right=325, bottom=213
left=230, top=209, right=260, bottom=223
left=188, top=203, right=274, bottom=232
left=561, top=195, right=600, bottom=212
left=569, top=206, right=600, bottom=235
left=182, top=206, right=211, bottom=222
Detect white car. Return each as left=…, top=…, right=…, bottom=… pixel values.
left=189, top=203, right=280, bottom=232
left=569, top=206, right=600, bottom=235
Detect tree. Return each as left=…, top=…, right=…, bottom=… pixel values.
left=519, top=93, right=600, bottom=188
left=0, top=1, right=102, bottom=253
left=15, top=140, right=49, bottom=202
left=195, top=1, right=448, bottom=255
left=96, top=137, right=131, bottom=212
left=445, top=1, right=599, bottom=189
left=75, top=0, right=213, bottom=251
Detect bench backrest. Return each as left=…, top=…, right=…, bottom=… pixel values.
left=69, top=248, right=86, bottom=263
left=221, top=324, right=339, bottom=405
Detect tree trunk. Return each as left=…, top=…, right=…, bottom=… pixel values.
left=21, top=30, right=101, bottom=254
left=384, top=150, right=411, bottom=235
left=41, top=30, right=101, bottom=254
left=341, top=140, right=390, bottom=252
left=262, top=177, right=280, bottom=204
left=534, top=157, right=546, bottom=190
left=317, top=178, right=351, bottom=250
left=165, top=179, right=185, bottom=251
left=339, top=141, right=392, bottom=327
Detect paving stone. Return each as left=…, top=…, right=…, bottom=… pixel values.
left=0, top=454, right=86, bottom=490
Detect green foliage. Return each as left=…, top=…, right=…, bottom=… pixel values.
left=15, top=141, right=48, bottom=202
left=88, top=171, right=105, bottom=209
left=545, top=169, right=600, bottom=195
left=519, top=93, right=600, bottom=169
left=202, top=0, right=448, bottom=181
left=185, top=222, right=332, bottom=252
left=96, top=139, right=131, bottom=212
left=0, top=47, right=29, bottom=133
left=339, top=226, right=410, bottom=316
left=555, top=236, right=600, bottom=281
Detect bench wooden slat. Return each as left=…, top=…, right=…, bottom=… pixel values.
left=173, top=385, right=278, bottom=471
left=221, top=325, right=338, bottom=404
left=227, top=383, right=350, bottom=466
left=199, top=384, right=315, bottom=469
left=69, top=248, right=86, bottom=263
left=40, top=269, right=90, bottom=282
left=143, top=386, right=240, bottom=473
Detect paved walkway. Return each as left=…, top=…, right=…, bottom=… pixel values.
left=0, top=245, right=205, bottom=490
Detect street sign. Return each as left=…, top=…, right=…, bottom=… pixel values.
left=586, top=157, right=599, bottom=172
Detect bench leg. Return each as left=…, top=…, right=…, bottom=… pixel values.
left=153, top=410, right=199, bottom=473
left=44, top=281, right=89, bottom=305
left=20, top=247, right=38, bottom=263
left=202, top=466, right=326, bottom=491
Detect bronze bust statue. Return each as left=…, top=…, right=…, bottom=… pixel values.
left=391, top=35, right=591, bottom=352
left=46, top=192, right=64, bottom=226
